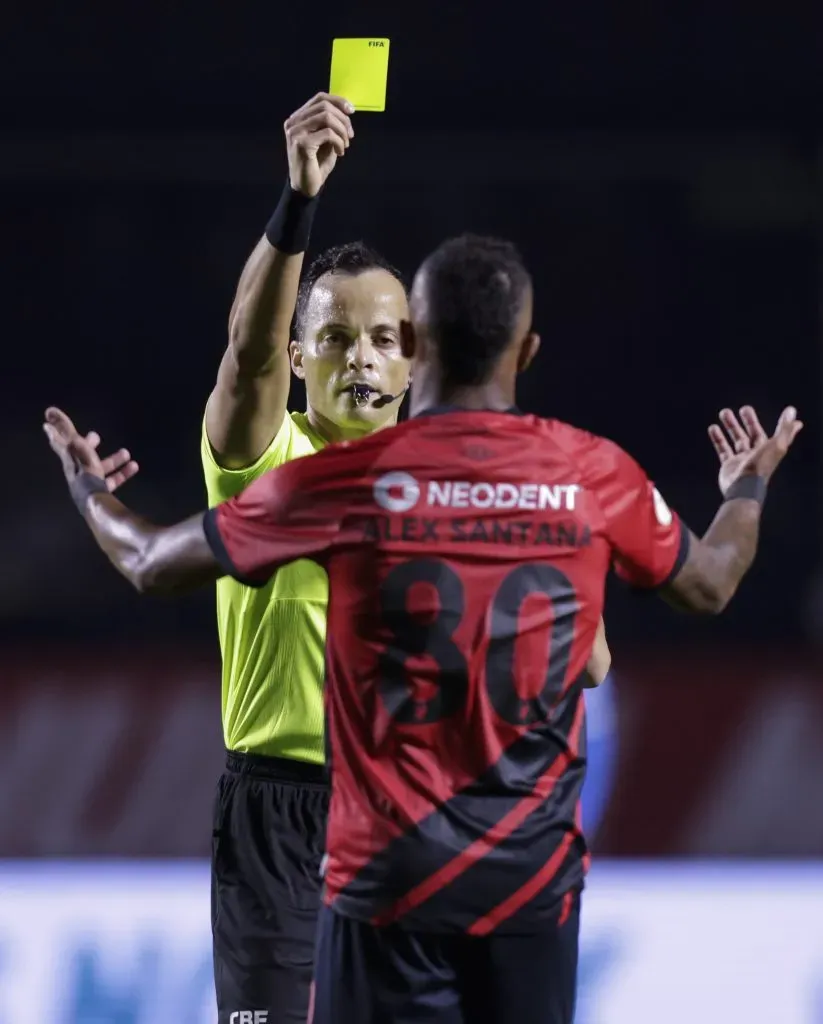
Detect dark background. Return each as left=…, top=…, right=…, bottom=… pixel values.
left=2, top=7, right=819, bottom=652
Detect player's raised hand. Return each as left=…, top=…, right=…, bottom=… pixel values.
left=43, top=407, right=139, bottom=492
left=284, top=92, right=355, bottom=197
left=708, top=405, right=803, bottom=497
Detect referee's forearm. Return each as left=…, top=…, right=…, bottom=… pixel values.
left=228, top=241, right=305, bottom=372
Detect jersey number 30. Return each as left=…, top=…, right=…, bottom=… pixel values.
left=377, top=558, right=578, bottom=727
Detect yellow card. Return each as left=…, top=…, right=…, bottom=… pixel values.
left=329, top=38, right=390, bottom=112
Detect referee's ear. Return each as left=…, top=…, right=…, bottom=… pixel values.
left=289, top=338, right=306, bottom=380
left=400, top=319, right=417, bottom=360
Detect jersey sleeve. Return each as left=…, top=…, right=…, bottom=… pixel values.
left=590, top=438, right=690, bottom=589
left=200, top=412, right=295, bottom=506
left=202, top=443, right=362, bottom=587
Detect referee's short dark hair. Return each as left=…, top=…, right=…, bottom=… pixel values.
left=294, top=241, right=406, bottom=341
left=418, top=234, right=532, bottom=387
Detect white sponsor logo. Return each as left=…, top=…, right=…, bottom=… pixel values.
left=373, top=471, right=421, bottom=513
left=374, top=474, right=582, bottom=514
left=427, top=481, right=581, bottom=511
left=652, top=487, right=673, bottom=527
left=230, top=1013, right=269, bottom=1024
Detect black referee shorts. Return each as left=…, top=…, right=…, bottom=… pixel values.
left=211, top=751, right=329, bottom=1024
left=311, top=892, right=580, bottom=1024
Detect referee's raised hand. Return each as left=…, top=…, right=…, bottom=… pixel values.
left=709, top=404, right=803, bottom=498
left=284, top=92, right=355, bottom=198
left=43, top=406, right=139, bottom=492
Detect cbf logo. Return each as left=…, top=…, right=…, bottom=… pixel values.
left=373, top=471, right=420, bottom=513
left=230, top=1013, right=268, bottom=1023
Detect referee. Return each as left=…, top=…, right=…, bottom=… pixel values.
left=201, top=92, right=411, bottom=1023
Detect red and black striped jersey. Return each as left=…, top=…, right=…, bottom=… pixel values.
left=204, top=407, right=688, bottom=933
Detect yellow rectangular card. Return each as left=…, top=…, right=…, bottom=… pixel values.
left=329, top=38, right=390, bottom=112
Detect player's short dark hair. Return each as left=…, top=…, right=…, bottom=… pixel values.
left=293, top=241, right=406, bottom=341
left=419, top=234, right=531, bottom=386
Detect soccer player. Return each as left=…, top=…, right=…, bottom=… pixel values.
left=43, top=234, right=800, bottom=1023
left=204, top=89, right=611, bottom=1020
left=201, top=91, right=411, bottom=1021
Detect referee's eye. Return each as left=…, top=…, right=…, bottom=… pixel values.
left=320, top=330, right=350, bottom=346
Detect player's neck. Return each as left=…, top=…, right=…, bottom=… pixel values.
left=410, top=381, right=516, bottom=417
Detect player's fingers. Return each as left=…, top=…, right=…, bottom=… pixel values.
left=739, top=406, right=768, bottom=447
left=99, top=448, right=132, bottom=476
left=286, top=101, right=353, bottom=140
left=44, top=407, right=79, bottom=442
left=106, top=460, right=139, bottom=491
left=719, top=408, right=750, bottom=453
left=773, top=406, right=800, bottom=450
left=791, top=420, right=804, bottom=443
left=85, top=431, right=101, bottom=450
left=66, top=435, right=99, bottom=469
left=43, top=422, right=67, bottom=456
left=708, top=424, right=733, bottom=463
left=43, top=423, right=78, bottom=476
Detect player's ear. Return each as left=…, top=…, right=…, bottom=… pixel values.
left=399, top=319, right=417, bottom=361
left=517, top=332, right=541, bottom=374
left=289, top=339, right=306, bottom=380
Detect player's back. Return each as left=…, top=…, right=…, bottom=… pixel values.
left=323, top=407, right=615, bottom=934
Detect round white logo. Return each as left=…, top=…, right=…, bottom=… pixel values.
left=373, top=471, right=420, bottom=513
left=652, top=487, right=673, bottom=527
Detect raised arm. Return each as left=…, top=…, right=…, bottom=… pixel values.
left=45, top=406, right=350, bottom=595
left=661, top=405, right=802, bottom=613
left=600, top=405, right=801, bottom=615
left=205, top=93, right=355, bottom=469
left=44, top=408, right=221, bottom=593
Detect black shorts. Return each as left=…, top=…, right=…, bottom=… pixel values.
left=311, top=891, right=580, bottom=1024
left=211, top=751, right=329, bottom=1024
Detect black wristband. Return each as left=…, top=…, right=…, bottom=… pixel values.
left=264, top=181, right=319, bottom=254
left=69, top=471, right=108, bottom=514
left=724, top=475, right=767, bottom=506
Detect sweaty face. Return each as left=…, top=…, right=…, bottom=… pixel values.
left=292, top=269, right=410, bottom=439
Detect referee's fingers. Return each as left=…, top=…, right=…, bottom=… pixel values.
left=286, top=98, right=354, bottom=139
left=290, top=92, right=354, bottom=119
left=304, top=127, right=347, bottom=158
left=289, top=117, right=349, bottom=156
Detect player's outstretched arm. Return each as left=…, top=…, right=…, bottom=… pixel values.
left=44, top=408, right=221, bottom=593
left=662, top=405, right=802, bottom=614
left=205, top=93, right=355, bottom=470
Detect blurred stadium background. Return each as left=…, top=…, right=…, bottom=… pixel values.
left=1, top=7, right=819, bottom=1023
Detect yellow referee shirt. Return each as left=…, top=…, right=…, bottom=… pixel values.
left=201, top=412, right=327, bottom=763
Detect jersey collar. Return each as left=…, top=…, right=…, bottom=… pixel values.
left=412, top=405, right=524, bottom=419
